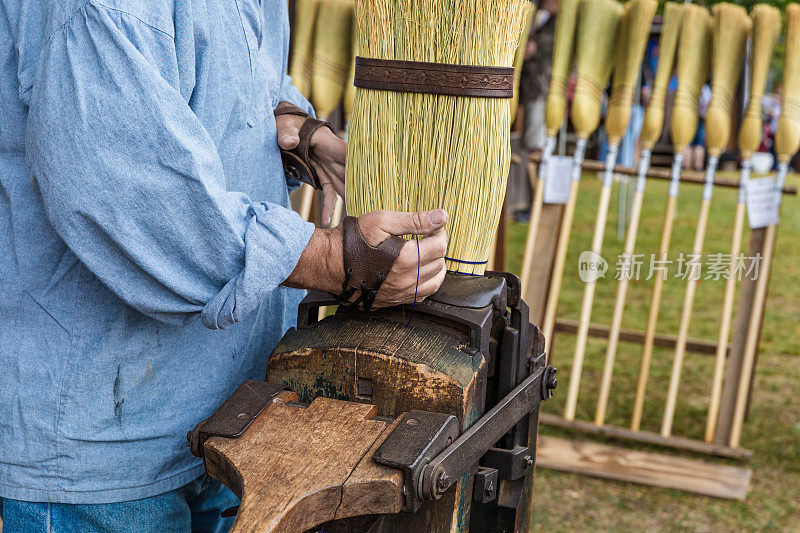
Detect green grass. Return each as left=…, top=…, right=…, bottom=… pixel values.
left=504, top=171, right=800, bottom=530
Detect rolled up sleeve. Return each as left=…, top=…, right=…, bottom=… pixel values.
left=26, top=2, right=315, bottom=330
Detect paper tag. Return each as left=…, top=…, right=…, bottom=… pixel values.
left=543, top=155, right=572, bottom=204
left=746, top=176, right=779, bottom=228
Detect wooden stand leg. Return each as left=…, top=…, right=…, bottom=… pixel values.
left=520, top=162, right=546, bottom=292
left=729, top=223, right=777, bottom=448
left=706, top=200, right=746, bottom=442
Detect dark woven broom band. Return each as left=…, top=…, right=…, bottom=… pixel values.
left=354, top=57, right=514, bottom=98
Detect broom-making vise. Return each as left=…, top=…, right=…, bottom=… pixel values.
left=188, top=1, right=556, bottom=531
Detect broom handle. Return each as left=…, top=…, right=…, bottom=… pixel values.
left=542, top=138, right=587, bottom=356
left=298, top=184, right=316, bottom=222
left=705, top=160, right=749, bottom=442
left=521, top=136, right=557, bottom=291
left=631, top=152, right=682, bottom=431
left=661, top=155, right=718, bottom=437
left=563, top=143, right=617, bottom=421
left=729, top=162, right=787, bottom=447
left=595, top=149, right=650, bottom=426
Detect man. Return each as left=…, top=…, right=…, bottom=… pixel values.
left=0, top=0, right=447, bottom=530
left=520, top=0, right=557, bottom=154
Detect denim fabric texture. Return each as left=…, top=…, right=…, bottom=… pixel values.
left=0, top=475, right=239, bottom=532
left=0, top=0, right=315, bottom=503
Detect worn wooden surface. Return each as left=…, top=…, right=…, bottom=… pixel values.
left=203, top=394, right=403, bottom=533
left=537, top=436, right=752, bottom=501
left=267, top=313, right=485, bottom=532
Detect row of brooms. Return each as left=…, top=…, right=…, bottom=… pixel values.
left=520, top=0, right=800, bottom=447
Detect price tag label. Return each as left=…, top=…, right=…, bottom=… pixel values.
left=746, top=176, right=779, bottom=229
left=543, top=155, right=572, bottom=204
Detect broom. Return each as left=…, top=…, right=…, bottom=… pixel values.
left=289, top=0, right=320, bottom=98
left=633, top=4, right=712, bottom=431
left=564, top=0, right=656, bottom=424
left=544, top=0, right=622, bottom=412
left=662, top=3, right=750, bottom=438
left=520, top=0, right=580, bottom=295
left=311, top=0, right=354, bottom=119
left=598, top=2, right=685, bottom=428
left=729, top=3, right=800, bottom=448
left=345, top=0, right=529, bottom=277
left=706, top=3, right=780, bottom=443
left=511, top=4, right=538, bottom=122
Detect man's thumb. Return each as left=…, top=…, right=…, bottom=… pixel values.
left=390, top=209, right=448, bottom=236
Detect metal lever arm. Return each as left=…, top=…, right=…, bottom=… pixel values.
left=420, top=365, right=557, bottom=500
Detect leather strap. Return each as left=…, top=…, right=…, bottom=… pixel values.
left=273, top=103, right=335, bottom=190
left=339, top=216, right=405, bottom=311
left=354, top=57, right=514, bottom=98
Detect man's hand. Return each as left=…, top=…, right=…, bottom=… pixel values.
left=284, top=209, right=449, bottom=308
left=276, top=110, right=346, bottom=226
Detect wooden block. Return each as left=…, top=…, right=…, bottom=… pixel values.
left=536, top=436, right=751, bottom=501
left=203, top=394, right=403, bottom=533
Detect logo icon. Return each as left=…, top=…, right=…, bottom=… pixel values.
left=578, top=251, right=608, bottom=282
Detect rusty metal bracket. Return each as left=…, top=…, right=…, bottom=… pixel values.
left=372, top=410, right=460, bottom=512
left=187, top=381, right=287, bottom=458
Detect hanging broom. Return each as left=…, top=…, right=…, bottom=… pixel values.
left=564, top=0, right=656, bottom=424
left=707, top=3, right=780, bottom=443
left=730, top=3, right=800, bottom=449
left=542, top=0, right=623, bottom=397
left=510, top=4, right=538, bottom=122
left=662, top=3, right=750, bottom=438
left=345, top=0, right=529, bottom=277
left=600, top=2, right=685, bottom=429
left=520, top=0, right=580, bottom=296
left=634, top=4, right=712, bottom=431
left=311, top=0, right=354, bottom=119
left=289, top=0, right=320, bottom=98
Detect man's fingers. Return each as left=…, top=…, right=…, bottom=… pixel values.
left=320, top=185, right=338, bottom=227
left=415, top=267, right=447, bottom=299
left=278, top=134, right=299, bottom=150
left=417, top=228, right=448, bottom=262
left=380, top=209, right=448, bottom=237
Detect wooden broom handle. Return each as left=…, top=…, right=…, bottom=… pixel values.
left=520, top=137, right=556, bottom=293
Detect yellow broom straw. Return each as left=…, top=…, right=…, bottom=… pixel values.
left=598, top=2, right=685, bottom=428
left=289, top=0, right=320, bottom=98
left=706, top=4, right=780, bottom=443
left=633, top=5, right=712, bottom=431
left=546, top=0, right=622, bottom=420
left=521, top=0, right=580, bottom=296
left=343, top=14, right=358, bottom=123
left=729, top=3, right=800, bottom=448
left=662, top=3, right=750, bottom=438
left=565, top=0, right=655, bottom=424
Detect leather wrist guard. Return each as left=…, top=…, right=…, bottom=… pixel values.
left=274, top=102, right=334, bottom=190
left=337, top=216, right=405, bottom=311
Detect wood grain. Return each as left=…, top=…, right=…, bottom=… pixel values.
left=536, top=435, right=751, bottom=500
left=204, top=395, right=403, bottom=533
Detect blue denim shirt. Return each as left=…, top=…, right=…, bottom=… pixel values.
left=0, top=0, right=316, bottom=503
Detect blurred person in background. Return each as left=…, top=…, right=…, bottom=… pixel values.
left=520, top=0, right=558, bottom=154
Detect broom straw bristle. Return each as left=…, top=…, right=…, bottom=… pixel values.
left=640, top=2, right=684, bottom=150
left=606, top=0, right=657, bottom=144
left=570, top=0, right=624, bottom=139
left=705, top=3, right=751, bottom=157
left=671, top=5, right=712, bottom=152
left=776, top=3, right=800, bottom=162
left=738, top=5, right=781, bottom=158
left=545, top=0, right=580, bottom=136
